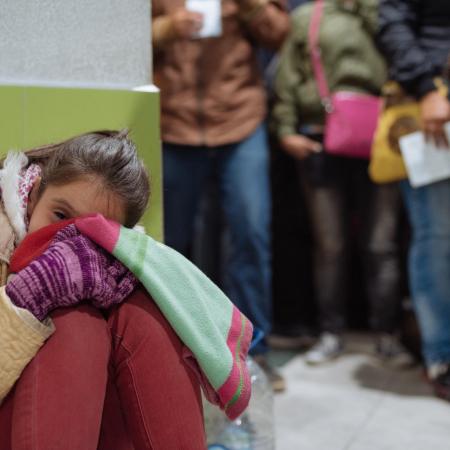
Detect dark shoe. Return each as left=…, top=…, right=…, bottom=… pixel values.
left=252, top=355, right=286, bottom=393
left=374, top=334, right=416, bottom=369
left=268, top=325, right=315, bottom=351
left=428, top=364, right=450, bottom=401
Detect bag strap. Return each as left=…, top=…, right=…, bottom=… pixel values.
left=308, top=0, right=332, bottom=112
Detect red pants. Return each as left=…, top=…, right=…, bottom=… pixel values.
left=0, top=289, right=206, bottom=450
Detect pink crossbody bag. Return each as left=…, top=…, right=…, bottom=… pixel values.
left=308, top=0, right=381, bottom=159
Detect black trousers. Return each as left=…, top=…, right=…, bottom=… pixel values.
left=298, top=153, right=403, bottom=334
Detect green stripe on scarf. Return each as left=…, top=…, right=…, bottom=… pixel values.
left=113, top=226, right=235, bottom=389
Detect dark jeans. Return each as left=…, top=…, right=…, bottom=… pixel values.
left=297, top=154, right=402, bottom=334
left=163, top=125, right=272, bottom=354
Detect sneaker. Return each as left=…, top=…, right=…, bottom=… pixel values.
left=428, top=363, right=450, bottom=401
left=304, top=332, right=344, bottom=365
left=252, top=355, right=286, bottom=393
left=375, top=334, right=416, bottom=369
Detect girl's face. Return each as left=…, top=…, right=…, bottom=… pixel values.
left=27, top=177, right=126, bottom=234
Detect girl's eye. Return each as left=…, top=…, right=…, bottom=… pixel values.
left=53, top=211, right=67, bottom=221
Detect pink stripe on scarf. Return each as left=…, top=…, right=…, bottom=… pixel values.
left=217, top=307, right=253, bottom=418
left=75, top=214, right=121, bottom=253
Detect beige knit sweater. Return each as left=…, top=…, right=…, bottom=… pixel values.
left=0, top=152, right=55, bottom=403
left=0, top=286, right=54, bottom=402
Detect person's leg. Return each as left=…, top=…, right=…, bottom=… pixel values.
left=296, top=155, right=350, bottom=365
left=107, top=289, right=206, bottom=450
left=356, top=174, right=413, bottom=366
left=400, top=179, right=450, bottom=367
left=0, top=388, right=13, bottom=450
left=98, top=375, right=135, bottom=450
left=298, top=163, right=349, bottom=336
left=163, top=143, right=211, bottom=254
left=7, top=305, right=111, bottom=450
left=364, top=183, right=402, bottom=333
left=218, top=124, right=272, bottom=354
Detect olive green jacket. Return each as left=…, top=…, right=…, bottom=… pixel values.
left=272, top=0, right=386, bottom=138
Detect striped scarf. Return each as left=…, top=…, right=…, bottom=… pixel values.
left=75, top=214, right=253, bottom=420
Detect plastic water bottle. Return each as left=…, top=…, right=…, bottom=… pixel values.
left=204, top=356, right=275, bottom=450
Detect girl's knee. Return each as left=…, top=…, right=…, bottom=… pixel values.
left=48, top=305, right=111, bottom=358
left=108, top=289, right=185, bottom=364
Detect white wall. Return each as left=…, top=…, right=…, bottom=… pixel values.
left=0, top=0, right=152, bottom=88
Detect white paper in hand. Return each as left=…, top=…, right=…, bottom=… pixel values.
left=186, top=0, right=222, bottom=39
left=399, top=122, right=450, bottom=188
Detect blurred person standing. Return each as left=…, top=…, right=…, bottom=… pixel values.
left=152, top=0, right=290, bottom=390
left=377, top=0, right=450, bottom=398
left=272, top=0, right=413, bottom=366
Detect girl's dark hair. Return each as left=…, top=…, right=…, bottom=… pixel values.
left=23, top=130, right=150, bottom=228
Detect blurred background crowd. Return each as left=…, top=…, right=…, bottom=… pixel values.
left=153, top=0, right=450, bottom=402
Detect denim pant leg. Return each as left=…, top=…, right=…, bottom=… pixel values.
left=219, top=125, right=272, bottom=354
left=365, top=183, right=402, bottom=333
left=163, top=144, right=211, bottom=253
left=400, top=179, right=450, bottom=365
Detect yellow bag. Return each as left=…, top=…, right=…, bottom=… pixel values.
left=369, top=83, right=420, bottom=184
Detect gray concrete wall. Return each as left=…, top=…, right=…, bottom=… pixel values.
left=0, top=0, right=151, bottom=88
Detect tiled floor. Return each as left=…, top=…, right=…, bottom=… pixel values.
left=271, top=333, right=450, bottom=449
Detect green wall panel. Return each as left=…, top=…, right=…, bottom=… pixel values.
left=0, top=85, right=162, bottom=240
left=0, top=87, right=25, bottom=151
